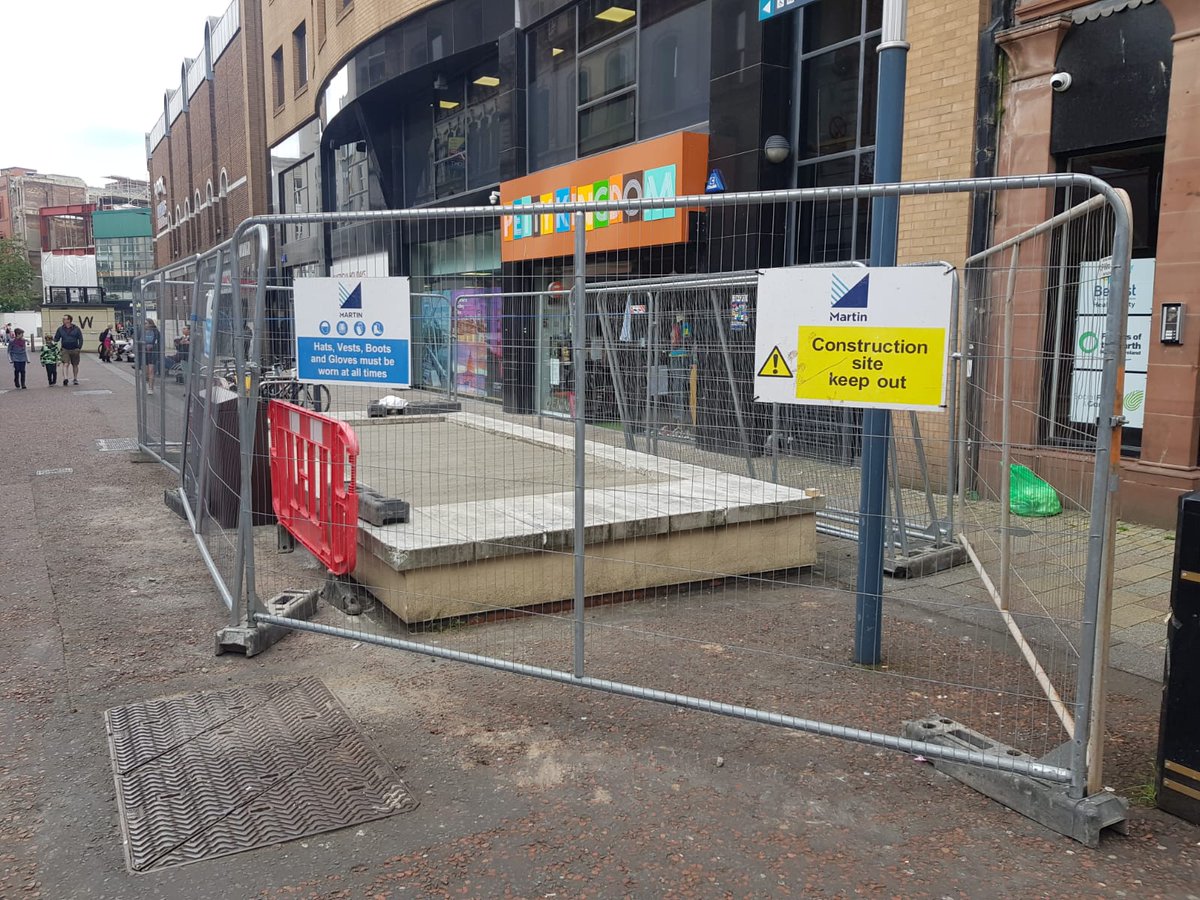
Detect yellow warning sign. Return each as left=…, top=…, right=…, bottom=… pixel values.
left=794, top=326, right=946, bottom=406
left=757, top=346, right=793, bottom=378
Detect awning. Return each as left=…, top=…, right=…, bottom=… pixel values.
left=1072, top=0, right=1157, bottom=25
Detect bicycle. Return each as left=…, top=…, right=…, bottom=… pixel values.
left=259, top=363, right=331, bottom=413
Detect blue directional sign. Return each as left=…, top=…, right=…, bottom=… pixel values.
left=759, top=0, right=819, bottom=21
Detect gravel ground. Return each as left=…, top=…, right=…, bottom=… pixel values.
left=1, top=356, right=1198, bottom=899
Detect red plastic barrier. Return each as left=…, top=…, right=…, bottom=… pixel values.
left=267, top=399, right=360, bottom=576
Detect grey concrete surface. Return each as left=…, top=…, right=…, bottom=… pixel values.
left=391, top=388, right=1175, bottom=684
left=2, top=352, right=1198, bottom=898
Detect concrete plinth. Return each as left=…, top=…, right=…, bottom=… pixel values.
left=351, top=414, right=823, bottom=625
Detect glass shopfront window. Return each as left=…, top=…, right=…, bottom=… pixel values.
left=400, top=62, right=506, bottom=203
left=333, top=141, right=376, bottom=211
left=794, top=0, right=882, bottom=264
left=434, top=76, right=469, bottom=198
left=537, top=285, right=575, bottom=417
left=528, top=0, right=710, bottom=169
left=409, top=229, right=504, bottom=400
left=466, top=65, right=502, bottom=189
left=639, top=0, right=710, bottom=138
left=529, top=9, right=578, bottom=170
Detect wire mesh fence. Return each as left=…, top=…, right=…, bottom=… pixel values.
left=134, top=258, right=195, bottom=470
left=956, top=188, right=1128, bottom=786
left=137, top=228, right=270, bottom=612
left=157, top=176, right=1130, bottom=793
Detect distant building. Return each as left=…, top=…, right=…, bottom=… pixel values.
left=89, top=176, right=151, bottom=209
left=36, top=207, right=152, bottom=306
left=94, top=208, right=154, bottom=303
left=145, top=0, right=269, bottom=267
left=39, top=203, right=99, bottom=305
left=0, top=167, right=88, bottom=293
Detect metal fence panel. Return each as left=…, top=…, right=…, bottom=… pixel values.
left=163, top=176, right=1130, bottom=797
left=138, top=228, right=269, bottom=611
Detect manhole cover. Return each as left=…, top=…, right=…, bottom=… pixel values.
left=77, top=389, right=113, bottom=396
left=105, top=677, right=417, bottom=873
left=96, top=437, right=138, bottom=451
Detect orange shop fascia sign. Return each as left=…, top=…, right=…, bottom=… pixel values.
left=499, top=131, right=709, bottom=262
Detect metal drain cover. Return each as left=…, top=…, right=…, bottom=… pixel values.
left=105, top=677, right=417, bottom=872
left=96, top=437, right=138, bottom=451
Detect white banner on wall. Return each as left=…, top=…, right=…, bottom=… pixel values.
left=330, top=251, right=390, bottom=279
left=1069, top=257, right=1154, bottom=429
left=41, top=253, right=98, bottom=288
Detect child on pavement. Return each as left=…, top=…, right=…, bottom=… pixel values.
left=40, top=338, right=62, bottom=386
left=8, top=327, right=29, bottom=389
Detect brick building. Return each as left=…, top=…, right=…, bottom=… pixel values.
left=0, top=167, right=89, bottom=291
left=145, top=0, right=269, bottom=268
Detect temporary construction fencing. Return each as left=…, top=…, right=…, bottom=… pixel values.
left=133, top=256, right=199, bottom=471
left=150, top=175, right=1132, bottom=838
left=135, top=227, right=271, bottom=619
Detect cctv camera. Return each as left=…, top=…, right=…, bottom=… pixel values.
left=488, top=190, right=501, bottom=205
left=1050, top=72, right=1072, bottom=93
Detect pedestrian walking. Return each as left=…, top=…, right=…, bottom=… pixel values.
left=8, top=327, right=30, bottom=389
left=99, top=326, right=114, bottom=363
left=40, top=338, right=62, bottom=386
left=143, top=318, right=162, bottom=394
left=53, top=314, right=84, bottom=385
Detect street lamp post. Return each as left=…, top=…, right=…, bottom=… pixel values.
left=854, top=0, right=910, bottom=666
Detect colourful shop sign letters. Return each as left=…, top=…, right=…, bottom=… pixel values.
left=499, top=131, right=709, bottom=261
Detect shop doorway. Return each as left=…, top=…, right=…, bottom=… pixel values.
left=536, top=284, right=575, bottom=417
left=1040, top=144, right=1163, bottom=458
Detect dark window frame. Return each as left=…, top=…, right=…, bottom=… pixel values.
left=293, top=22, right=309, bottom=92
left=793, top=0, right=883, bottom=264
left=526, top=0, right=710, bottom=167
left=271, top=46, right=285, bottom=110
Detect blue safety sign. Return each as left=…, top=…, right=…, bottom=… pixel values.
left=705, top=169, right=727, bottom=193
left=293, top=276, right=412, bottom=388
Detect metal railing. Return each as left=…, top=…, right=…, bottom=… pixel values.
left=154, top=174, right=1129, bottom=809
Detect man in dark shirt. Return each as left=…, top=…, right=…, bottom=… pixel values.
left=53, top=314, right=84, bottom=385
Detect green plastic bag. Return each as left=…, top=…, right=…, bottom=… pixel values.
left=1009, top=464, right=1062, bottom=517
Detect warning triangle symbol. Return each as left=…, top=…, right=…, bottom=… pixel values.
left=757, top=346, right=793, bottom=378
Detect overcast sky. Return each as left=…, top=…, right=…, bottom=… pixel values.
left=0, top=0, right=232, bottom=187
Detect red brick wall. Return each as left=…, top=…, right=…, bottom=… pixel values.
left=215, top=33, right=249, bottom=200
left=148, top=143, right=171, bottom=268
left=146, top=13, right=268, bottom=267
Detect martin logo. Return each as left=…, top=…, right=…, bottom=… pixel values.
left=830, top=273, right=869, bottom=322
left=339, top=282, right=363, bottom=310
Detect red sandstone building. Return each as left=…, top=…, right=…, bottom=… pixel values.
left=992, top=0, right=1200, bottom=526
